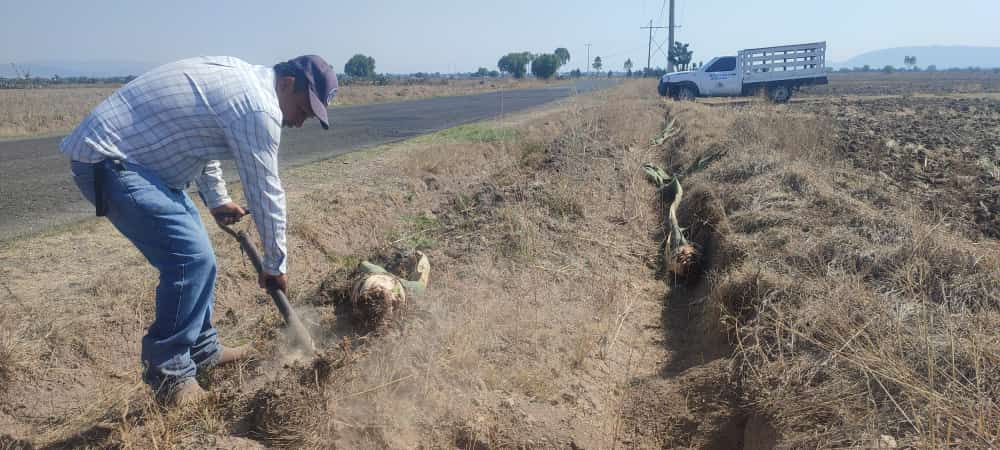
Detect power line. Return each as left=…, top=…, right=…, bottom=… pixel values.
left=657, top=0, right=667, bottom=25
left=584, top=43, right=592, bottom=76
left=640, top=20, right=667, bottom=72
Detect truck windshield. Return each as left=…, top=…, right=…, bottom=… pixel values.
left=706, top=57, right=736, bottom=72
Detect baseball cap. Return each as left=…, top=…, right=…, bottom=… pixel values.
left=284, top=55, right=338, bottom=129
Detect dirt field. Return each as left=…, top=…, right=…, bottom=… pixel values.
left=0, top=78, right=569, bottom=139
left=799, top=95, right=1000, bottom=239
left=334, top=78, right=570, bottom=107
left=811, top=71, right=1000, bottom=96
left=1, top=76, right=998, bottom=448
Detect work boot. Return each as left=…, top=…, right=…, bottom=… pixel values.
left=168, top=378, right=210, bottom=407
left=216, top=344, right=255, bottom=366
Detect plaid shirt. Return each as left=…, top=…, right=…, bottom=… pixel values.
left=60, top=56, right=288, bottom=274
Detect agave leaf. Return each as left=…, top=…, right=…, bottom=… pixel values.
left=359, top=261, right=389, bottom=274
left=642, top=163, right=672, bottom=188
left=650, top=118, right=679, bottom=146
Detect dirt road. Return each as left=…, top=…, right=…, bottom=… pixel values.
left=0, top=79, right=615, bottom=242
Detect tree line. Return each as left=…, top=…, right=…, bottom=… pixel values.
left=0, top=74, right=138, bottom=89
left=495, top=48, right=571, bottom=79
left=834, top=64, right=1000, bottom=74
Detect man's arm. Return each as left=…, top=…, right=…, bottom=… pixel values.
left=195, top=161, right=249, bottom=226
left=223, top=111, right=288, bottom=286
left=194, top=160, right=232, bottom=209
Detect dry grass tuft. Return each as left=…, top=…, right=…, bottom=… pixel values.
left=244, top=383, right=325, bottom=448
left=0, top=328, right=27, bottom=390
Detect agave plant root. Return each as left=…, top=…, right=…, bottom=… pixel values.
left=664, top=177, right=701, bottom=281
left=643, top=163, right=701, bottom=282
left=350, top=251, right=430, bottom=330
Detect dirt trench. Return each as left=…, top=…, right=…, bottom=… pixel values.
left=616, top=171, right=770, bottom=449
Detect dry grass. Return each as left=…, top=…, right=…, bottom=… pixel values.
left=662, top=98, right=1000, bottom=448
left=0, top=327, right=27, bottom=390
left=334, top=77, right=570, bottom=107
left=0, top=86, right=117, bottom=138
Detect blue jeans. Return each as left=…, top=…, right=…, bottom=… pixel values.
left=70, top=160, right=221, bottom=392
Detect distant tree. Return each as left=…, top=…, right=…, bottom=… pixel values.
left=926, top=65, right=937, bottom=72
left=592, top=56, right=602, bottom=72
left=624, top=58, right=633, bottom=77
left=862, top=65, right=872, bottom=72
left=488, top=70, right=500, bottom=77
left=669, top=42, right=694, bottom=70
left=554, top=48, right=571, bottom=66
left=607, top=70, right=613, bottom=78
left=344, top=54, right=376, bottom=77
left=531, top=54, right=561, bottom=79
left=474, top=67, right=490, bottom=77
left=497, top=55, right=512, bottom=75
left=838, top=67, right=851, bottom=73
left=569, top=68, right=582, bottom=78
left=882, top=65, right=895, bottom=74
left=904, top=55, right=918, bottom=70
left=498, top=52, right=533, bottom=78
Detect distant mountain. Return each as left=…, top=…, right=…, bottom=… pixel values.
left=835, top=46, right=1000, bottom=69
left=0, top=60, right=156, bottom=78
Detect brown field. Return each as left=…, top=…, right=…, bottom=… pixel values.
left=0, top=78, right=569, bottom=139
left=1, top=75, right=998, bottom=448
left=0, top=86, right=118, bottom=139
left=334, top=77, right=571, bottom=107
left=813, top=71, right=1000, bottom=96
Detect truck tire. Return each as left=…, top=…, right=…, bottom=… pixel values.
left=657, top=81, right=668, bottom=97
left=673, top=86, right=696, bottom=101
left=767, top=84, right=792, bottom=103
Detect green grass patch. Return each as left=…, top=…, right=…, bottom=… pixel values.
left=431, top=123, right=520, bottom=143
left=389, top=212, right=441, bottom=251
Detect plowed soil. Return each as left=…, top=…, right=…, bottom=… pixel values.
left=799, top=96, right=1000, bottom=238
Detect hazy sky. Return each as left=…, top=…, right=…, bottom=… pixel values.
left=2, top=0, right=998, bottom=73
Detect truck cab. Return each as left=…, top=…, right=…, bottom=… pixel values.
left=658, top=56, right=742, bottom=99
left=657, top=42, right=829, bottom=103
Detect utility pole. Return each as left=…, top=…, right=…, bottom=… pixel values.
left=584, top=43, right=592, bottom=77
left=667, top=0, right=676, bottom=72
left=640, top=20, right=667, bottom=74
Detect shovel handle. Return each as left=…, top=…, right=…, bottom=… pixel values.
left=219, top=224, right=315, bottom=351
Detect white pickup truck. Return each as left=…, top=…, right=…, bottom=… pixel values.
left=657, top=42, right=828, bottom=103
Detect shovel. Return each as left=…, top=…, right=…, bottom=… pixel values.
left=218, top=223, right=317, bottom=353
